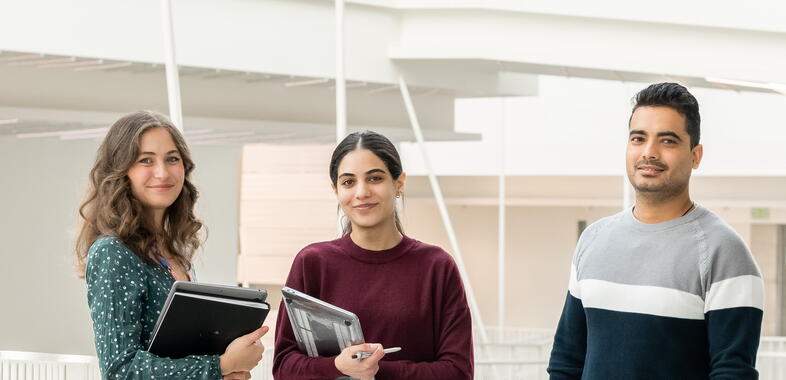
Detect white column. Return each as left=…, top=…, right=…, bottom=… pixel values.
left=335, top=0, right=347, bottom=235
left=398, top=76, right=489, bottom=344
left=623, top=175, right=633, bottom=209
left=161, top=0, right=183, bottom=131
left=335, top=0, right=346, bottom=143
left=497, top=98, right=507, bottom=329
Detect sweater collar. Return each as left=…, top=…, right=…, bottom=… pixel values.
left=624, top=202, right=708, bottom=232
left=337, top=234, right=416, bottom=264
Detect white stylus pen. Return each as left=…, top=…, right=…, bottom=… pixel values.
left=352, top=347, right=402, bottom=360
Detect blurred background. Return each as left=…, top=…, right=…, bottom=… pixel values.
left=1, top=0, right=786, bottom=379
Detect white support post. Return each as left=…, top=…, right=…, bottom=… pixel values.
left=335, top=0, right=346, bottom=143
left=497, top=98, right=507, bottom=330
left=161, top=0, right=183, bottom=131
left=398, top=76, right=489, bottom=345
left=623, top=175, right=633, bottom=210
left=335, top=0, right=347, bottom=236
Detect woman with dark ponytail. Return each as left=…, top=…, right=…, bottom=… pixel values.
left=273, top=130, right=474, bottom=380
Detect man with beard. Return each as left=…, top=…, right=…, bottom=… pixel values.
left=547, top=83, right=763, bottom=380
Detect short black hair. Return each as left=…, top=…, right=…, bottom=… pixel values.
left=631, top=82, right=700, bottom=149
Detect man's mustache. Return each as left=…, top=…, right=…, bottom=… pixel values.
left=636, top=160, right=668, bottom=170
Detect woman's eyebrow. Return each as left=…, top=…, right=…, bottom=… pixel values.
left=138, top=150, right=179, bottom=155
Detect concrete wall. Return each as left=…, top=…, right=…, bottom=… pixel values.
left=0, top=135, right=240, bottom=355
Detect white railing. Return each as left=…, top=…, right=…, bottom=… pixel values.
left=474, top=328, right=786, bottom=380
left=5, top=332, right=786, bottom=380
left=0, top=351, right=101, bottom=380
left=757, top=336, right=786, bottom=380
left=474, top=327, right=552, bottom=380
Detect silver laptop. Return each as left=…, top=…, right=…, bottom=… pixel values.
left=281, top=287, right=365, bottom=357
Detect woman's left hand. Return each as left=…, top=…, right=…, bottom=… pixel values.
left=223, top=371, right=251, bottom=380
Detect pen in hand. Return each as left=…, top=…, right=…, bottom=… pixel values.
left=352, top=347, right=402, bottom=360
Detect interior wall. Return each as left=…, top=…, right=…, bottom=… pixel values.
left=0, top=136, right=240, bottom=355
left=752, top=224, right=778, bottom=336
left=402, top=200, right=618, bottom=329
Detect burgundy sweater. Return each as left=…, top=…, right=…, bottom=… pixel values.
left=272, top=235, right=474, bottom=380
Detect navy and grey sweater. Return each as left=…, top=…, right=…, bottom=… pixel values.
left=548, top=204, right=763, bottom=380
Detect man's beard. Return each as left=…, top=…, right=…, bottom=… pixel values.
left=630, top=175, right=688, bottom=201
left=629, top=158, right=691, bottom=201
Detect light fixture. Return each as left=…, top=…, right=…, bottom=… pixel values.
left=0, top=53, right=44, bottom=63
left=284, top=78, right=329, bottom=87
left=8, top=57, right=75, bottom=67
left=75, top=62, right=133, bottom=71
left=16, top=127, right=109, bottom=139
left=186, top=131, right=256, bottom=141
left=705, top=77, right=786, bottom=95
left=201, top=70, right=246, bottom=80
left=329, top=81, right=368, bottom=90
left=368, top=84, right=398, bottom=94
left=183, top=129, right=213, bottom=136
left=0, top=119, right=19, bottom=125
left=39, top=59, right=103, bottom=69
left=60, top=132, right=109, bottom=141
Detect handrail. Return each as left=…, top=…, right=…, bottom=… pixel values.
left=0, top=351, right=97, bottom=363
left=475, top=359, right=548, bottom=365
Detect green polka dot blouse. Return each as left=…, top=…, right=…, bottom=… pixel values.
left=86, top=236, right=222, bottom=379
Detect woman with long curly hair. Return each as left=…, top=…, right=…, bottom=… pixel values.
left=76, top=111, right=267, bottom=380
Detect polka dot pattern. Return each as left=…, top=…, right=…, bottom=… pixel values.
left=86, top=236, right=221, bottom=379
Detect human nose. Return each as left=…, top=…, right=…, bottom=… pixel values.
left=641, top=140, right=659, bottom=161
left=153, top=160, right=169, bottom=179
left=354, top=181, right=371, bottom=199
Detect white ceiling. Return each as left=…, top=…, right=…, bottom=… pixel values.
left=0, top=50, right=480, bottom=144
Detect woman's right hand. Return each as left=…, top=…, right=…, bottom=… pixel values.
left=219, top=326, right=269, bottom=374
left=334, top=343, right=385, bottom=380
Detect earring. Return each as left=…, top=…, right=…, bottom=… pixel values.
left=396, top=193, right=401, bottom=198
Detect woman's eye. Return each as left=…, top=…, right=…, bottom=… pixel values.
left=369, top=176, right=383, bottom=182
left=167, top=156, right=181, bottom=163
left=138, top=158, right=152, bottom=164
left=342, top=179, right=354, bottom=186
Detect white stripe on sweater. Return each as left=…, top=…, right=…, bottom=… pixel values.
left=704, top=275, right=764, bottom=313
left=579, top=279, right=705, bottom=320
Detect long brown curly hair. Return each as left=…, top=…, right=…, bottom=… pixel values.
left=75, top=111, right=204, bottom=278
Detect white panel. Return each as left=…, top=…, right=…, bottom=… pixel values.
left=239, top=144, right=339, bottom=285
left=240, top=226, right=336, bottom=256
left=238, top=255, right=297, bottom=285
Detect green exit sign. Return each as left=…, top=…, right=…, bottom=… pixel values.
left=751, top=208, right=770, bottom=220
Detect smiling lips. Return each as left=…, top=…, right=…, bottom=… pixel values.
left=148, top=184, right=175, bottom=192
left=353, top=203, right=378, bottom=211
left=637, top=165, right=665, bottom=176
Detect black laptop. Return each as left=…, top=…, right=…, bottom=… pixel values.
left=148, top=281, right=270, bottom=359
